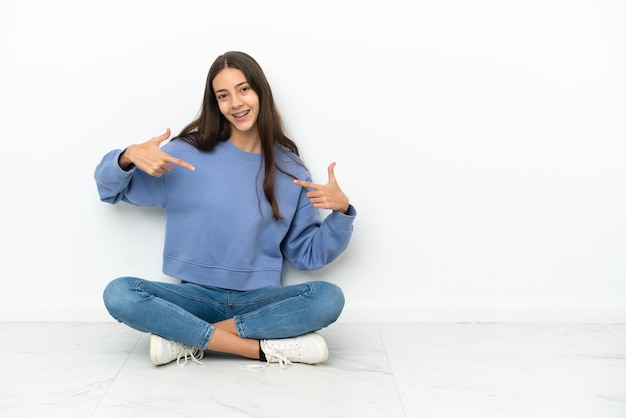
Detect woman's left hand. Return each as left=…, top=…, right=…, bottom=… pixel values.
left=294, top=162, right=350, bottom=214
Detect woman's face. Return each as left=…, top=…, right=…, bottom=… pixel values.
left=213, top=67, right=260, bottom=137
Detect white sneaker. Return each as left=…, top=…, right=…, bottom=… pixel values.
left=149, top=334, right=205, bottom=366
left=260, top=332, right=329, bottom=369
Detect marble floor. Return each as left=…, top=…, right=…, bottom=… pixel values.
left=1, top=321, right=626, bottom=417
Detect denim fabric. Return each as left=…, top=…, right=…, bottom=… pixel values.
left=103, top=277, right=345, bottom=349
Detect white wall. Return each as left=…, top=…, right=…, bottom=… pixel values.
left=1, top=0, right=625, bottom=323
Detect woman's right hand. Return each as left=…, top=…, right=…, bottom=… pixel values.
left=119, top=128, right=195, bottom=177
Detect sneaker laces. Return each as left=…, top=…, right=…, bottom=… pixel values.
left=240, top=342, right=295, bottom=370
left=263, top=347, right=293, bottom=369
left=241, top=333, right=327, bottom=370
left=174, top=345, right=205, bottom=367
left=260, top=340, right=297, bottom=369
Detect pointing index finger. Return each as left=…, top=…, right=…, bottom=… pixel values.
left=169, top=156, right=195, bottom=171
left=294, top=179, right=315, bottom=190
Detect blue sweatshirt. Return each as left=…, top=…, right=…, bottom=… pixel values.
left=94, top=139, right=356, bottom=290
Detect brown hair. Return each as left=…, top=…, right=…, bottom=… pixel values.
left=178, top=51, right=302, bottom=220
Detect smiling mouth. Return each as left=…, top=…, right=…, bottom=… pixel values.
left=232, top=110, right=250, bottom=118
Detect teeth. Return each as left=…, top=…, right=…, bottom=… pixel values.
left=233, top=110, right=249, bottom=118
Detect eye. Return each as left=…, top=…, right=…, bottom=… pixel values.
left=240, top=85, right=251, bottom=94
left=216, top=93, right=228, bottom=100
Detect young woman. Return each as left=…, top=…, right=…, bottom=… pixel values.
left=94, top=51, right=356, bottom=368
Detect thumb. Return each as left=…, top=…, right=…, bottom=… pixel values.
left=327, top=162, right=338, bottom=183
left=151, top=128, right=171, bottom=145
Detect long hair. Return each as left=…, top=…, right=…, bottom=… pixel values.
left=178, top=51, right=302, bottom=220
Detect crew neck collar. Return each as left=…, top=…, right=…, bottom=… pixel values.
left=224, top=139, right=262, bottom=162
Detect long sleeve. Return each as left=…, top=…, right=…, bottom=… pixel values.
left=94, top=149, right=166, bottom=207
left=280, top=185, right=356, bottom=271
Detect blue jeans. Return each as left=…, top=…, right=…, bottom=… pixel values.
left=103, top=277, right=345, bottom=349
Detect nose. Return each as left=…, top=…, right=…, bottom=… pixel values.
left=231, top=94, right=243, bottom=108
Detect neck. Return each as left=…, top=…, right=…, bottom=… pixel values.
left=230, top=130, right=262, bottom=153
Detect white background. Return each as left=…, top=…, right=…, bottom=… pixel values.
left=1, top=0, right=625, bottom=322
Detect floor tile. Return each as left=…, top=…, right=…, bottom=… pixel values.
left=608, top=324, right=626, bottom=343
left=0, top=351, right=129, bottom=397
left=93, top=395, right=406, bottom=418
left=402, top=395, right=626, bottom=418
left=379, top=323, right=626, bottom=355
left=318, top=322, right=386, bottom=355
left=1, top=321, right=142, bottom=354
left=388, top=353, right=626, bottom=396
left=2, top=321, right=626, bottom=418
left=0, top=395, right=102, bottom=418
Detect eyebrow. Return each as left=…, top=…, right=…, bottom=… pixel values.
left=214, top=81, right=249, bottom=94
